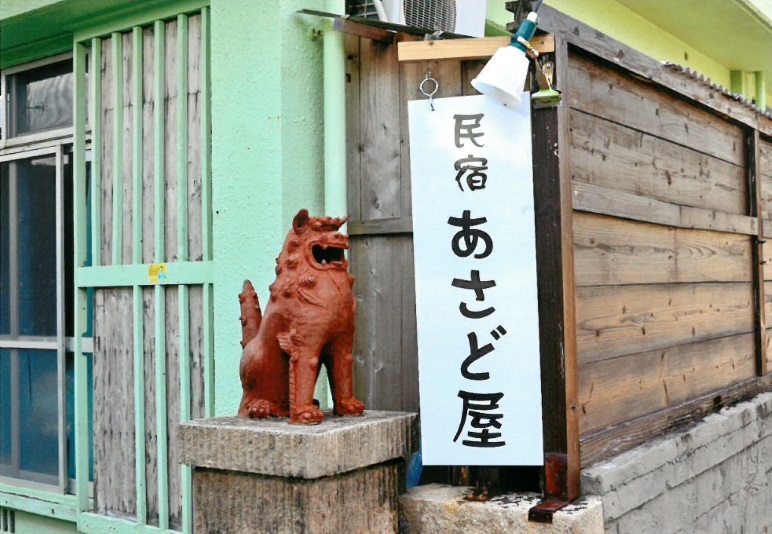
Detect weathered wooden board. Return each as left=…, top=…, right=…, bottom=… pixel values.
left=122, top=31, right=134, bottom=266
left=576, top=282, right=755, bottom=363
left=165, top=287, right=181, bottom=531
left=397, top=35, right=554, bottom=62
left=761, top=138, right=772, bottom=177
left=460, top=60, right=485, bottom=97
left=578, top=333, right=755, bottom=435
left=189, top=285, right=206, bottom=419
left=90, top=18, right=208, bottom=527
left=570, top=109, right=746, bottom=215
left=187, top=14, right=203, bottom=262
left=359, top=38, right=401, bottom=221
left=767, top=326, right=772, bottom=368
left=759, top=138, right=772, bottom=220
left=93, top=288, right=136, bottom=517
left=533, top=48, right=582, bottom=498
left=399, top=243, right=419, bottom=413
left=398, top=49, right=459, bottom=219
left=580, top=373, right=772, bottom=467
left=333, top=17, right=395, bottom=43
left=568, top=53, right=744, bottom=166
left=142, top=26, right=156, bottom=264
left=539, top=5, right=772, bottom=138
left=139, top=285, right=205, bottom=528
left=343, top=20, right=772, bottom=474
left=345, top=38, right=489, bottom=413
left=762, top=282, right=772, bottom=320
left=164, top=18, right=179, bottom=263
left=350, top=235, right=412, bottom=411
left=572, top=181, right=756, bottom=235
left=760, top=247, right=772, bottom=281
left=749, top=130, right=767, bottom=375
left=573, top=213, right=753, bottom=286
left=100, top=36, right=114, bottom=265
left=142, top=287, right=159, bottom=525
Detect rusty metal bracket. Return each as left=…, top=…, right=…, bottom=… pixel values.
left=528, top=453, right=573, bottom=523
left=532, top=60, right=562, bottom=109
left=528, top=498, right=572, bottom=522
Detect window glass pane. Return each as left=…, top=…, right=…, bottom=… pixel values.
left=0, top=349, right=59, bottom=485
left=17, top=157, right=57, bottom=336
left=0, top=166, right=9, bottom=335
left=18, top=349, right=59, bottom=482
left=10, top=60, right=73, bottom=136
left=66, top=350, right=93, bottom=483
left=0, top=85, right=5, bottom=139
left=0, top=350, right=10, bottom=470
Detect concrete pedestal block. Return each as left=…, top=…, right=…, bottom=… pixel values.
left=179, top=411, right=416, bottom=533
left=400, top=484, right=605, bottom=534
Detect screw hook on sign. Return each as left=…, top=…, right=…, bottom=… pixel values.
left=420, top=71, right=439, bottom=111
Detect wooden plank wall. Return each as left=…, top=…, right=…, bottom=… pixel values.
left=347, top=11, right=772, bottom=477
left=566, top=50, right=767, bottom=465
left=760, top=138, right=772, bottom=369
left=92, top=14, right=205, bottom=530
left=345, top=33, right=485, bottom=413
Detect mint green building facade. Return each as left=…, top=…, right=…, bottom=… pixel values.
left=0, top=1, right=770, bottom=532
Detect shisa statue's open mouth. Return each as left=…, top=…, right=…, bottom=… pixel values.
left=311, top=243, right=347, bottom=268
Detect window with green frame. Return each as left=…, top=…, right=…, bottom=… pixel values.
left=0, top=55, right=93, bottom=493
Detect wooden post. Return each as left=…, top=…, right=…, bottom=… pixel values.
left=748, top=128, right=767, bottom=376
left=527, top=35, right=581, bottom=521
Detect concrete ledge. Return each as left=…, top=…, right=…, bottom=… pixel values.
left=400, top=484, right=604, bottom=533
left=179, top=411, right=416, bottom=479
left=581, top=392, right=772, bottom=533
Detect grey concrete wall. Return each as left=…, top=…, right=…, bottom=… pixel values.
left=582, top=392, right=772, bottom=534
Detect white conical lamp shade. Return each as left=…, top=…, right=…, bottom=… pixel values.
left=471, top=46, right=530, bottom=107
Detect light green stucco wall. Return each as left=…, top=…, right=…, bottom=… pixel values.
left=0, top=0, right=63, bottom=19
left=746, top=0, right=772, bottom=24
left=0, top=0, right=196, bottom=68
left=11, top=511, right=77, bottom=534
left=486, top=0, right=732, bottom=89
left=0, top=0, right=328, bottom=450
left=210, top=0, right=326, bottom=415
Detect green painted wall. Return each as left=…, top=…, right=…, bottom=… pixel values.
left=0, top=0, right=328, bottom=453
left=487, top=0, right=732, bottom=89
left=210, top=0, right=325, bottom=415
left=0, top=0, right=195, bottom=67
left=11, top=511, right=76, bottom=534
left=0, top=0, right=64, bottom=19
left=747, top=0, right=772, bottom=24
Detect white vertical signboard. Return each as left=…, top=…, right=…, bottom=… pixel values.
left=409, top=94, right=543, bottom=465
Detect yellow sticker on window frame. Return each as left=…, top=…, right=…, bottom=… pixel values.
left=148, top=263, right=168, bottom=284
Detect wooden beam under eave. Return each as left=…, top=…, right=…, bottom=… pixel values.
left=332, top=18, right=395, bottom=44
left=397, top=34, right=554, bottom=62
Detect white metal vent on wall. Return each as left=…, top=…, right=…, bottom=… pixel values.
left=368, top=0, right=486, bottom=36
left=350, top=0, right=380, bottom=18
left=403, top=0, right=456, bottom=32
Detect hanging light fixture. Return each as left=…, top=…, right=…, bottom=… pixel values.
left=471, top=1, right=542, bottom=107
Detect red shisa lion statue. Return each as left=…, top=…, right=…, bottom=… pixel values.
left=237, top=209, right=365, bottom=424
